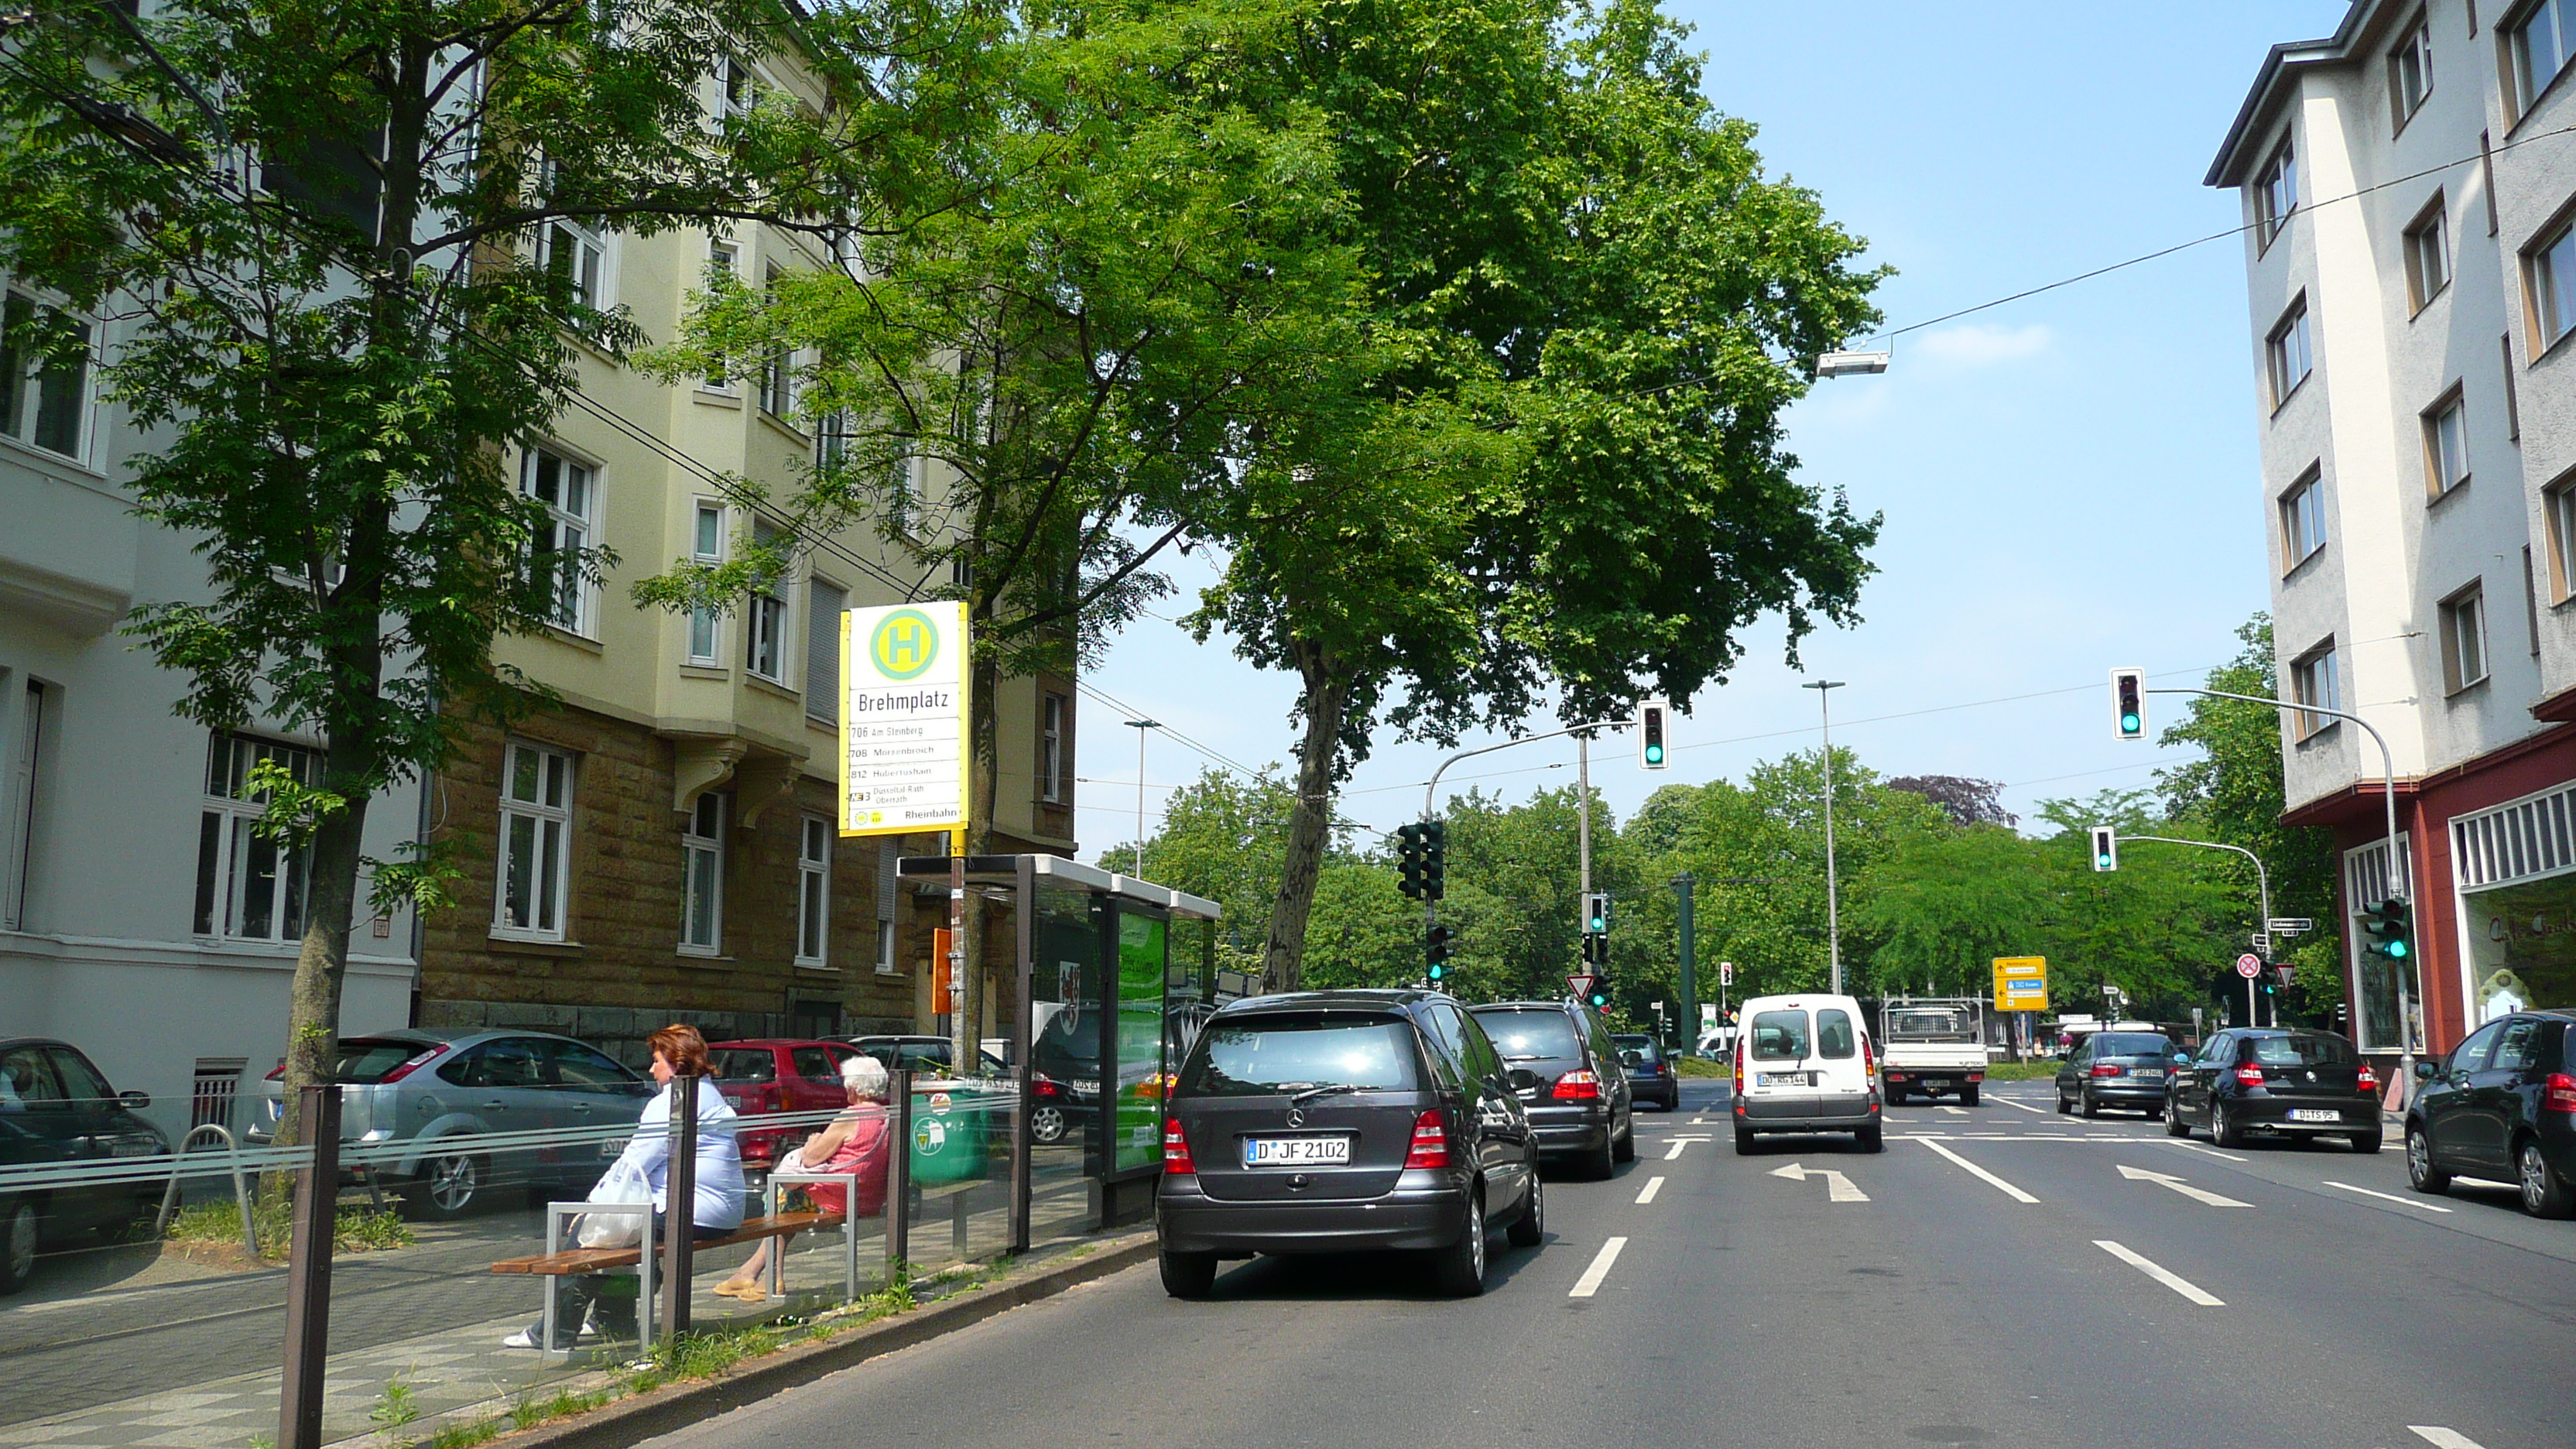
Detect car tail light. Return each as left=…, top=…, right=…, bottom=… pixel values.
left=2234, top=1064, right=2267, bottom=1088
left=1404, top=1109, right=1451, bottom=1170
left=1862, top=1035, right=1876, bottom=1081
left=2355, top=1062, right=2379, bottom=1093
left=1033, top=1077, right=1061, bottom=1099
left=2090, top=1064, right=2126, bottom=1078
left=1552, top=1070, right=1602, bottom=1101
left=2546, top=1073, right=2576, bottom=1115
left=1162, top=1117, right=1194, bottom=1176
left=1732, top=1046, right=1745, bottom=1105
left=377, top=1045, right=447, bottom=1084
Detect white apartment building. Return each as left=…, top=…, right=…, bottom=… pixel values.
left=2213, top=0, right=2576, bottom=1063
left=0, top=297, right=423, bottom=1146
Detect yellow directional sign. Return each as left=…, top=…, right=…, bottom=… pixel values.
left=1992, top=956, right=2049, bottom=1012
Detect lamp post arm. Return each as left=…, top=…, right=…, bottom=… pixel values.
left=1421, top=720, right=1622, bottom=824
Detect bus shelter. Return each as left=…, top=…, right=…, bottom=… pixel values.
left=895, top=852, right=1229, bottom=1246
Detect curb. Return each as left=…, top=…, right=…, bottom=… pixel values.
left=474, top=1231, right=1157, bottom=1449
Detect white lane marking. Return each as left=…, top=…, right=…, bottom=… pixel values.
left=2168, top=1140, right=2249, bottom=1163
left=1913, top=1136, right=2039, bottom=1203
left=2410, top=1428, right=2489, bottom=1448
left=1937, top=1105, right=1971, bottom=1116
left=1689, top=1116, right=1709, bottom=1125
left=2324, top=1180, right=2454, bottom=1213
left=1636, top=1176, right=1664, bottom=1204
left=2117, top=1163, right=2252, bottom=1208
left=1664, top=1139, right=1691, bottom=1160
left=1995, top=1097, right=2049, bottom=1114
left=1767, top=1160, right=1869, bottom=1201
left=1568, top=1236, right=1627, bottom=1297
left=2094, top=1240, right=2224, bottom=1306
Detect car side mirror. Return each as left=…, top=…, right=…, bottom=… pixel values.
left=2174, top=1053, right=2190, bottom=1064
left=2413, top=1059, right=2437, bottom=1081
left=118, top=1089, right=151, bottom=1110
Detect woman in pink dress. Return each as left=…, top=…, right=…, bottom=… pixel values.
left=717, top=1053, right=891, bottom=1300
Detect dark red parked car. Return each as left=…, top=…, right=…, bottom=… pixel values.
left=709, top=1040, right=859, bottom=1172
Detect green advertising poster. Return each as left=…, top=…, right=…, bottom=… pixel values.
left=1114, top=911, right=1168, bottom=1173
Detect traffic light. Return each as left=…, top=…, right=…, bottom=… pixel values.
left=1425, top=923, right=1454, bottom=982
left=2362, top=896, right=2412, bottom=964
left=1396, top=822, right=1425, bottom=899
left=2090, top=825, right=2117, bottom=872
left=1588, top=979, right=1612, bottom=1010
left=1422, top=820, right=1447, bottom=902
left=1584, top=892, right=1610, bottom=934
left=1638, top=699, right=1670, bottom=770
left=2111, top=667, right=2146, bottom=741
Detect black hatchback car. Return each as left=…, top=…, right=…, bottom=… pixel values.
left=1156, top=991, right=1540, bottom=1300
left=2055, top=1030, right=2183, bottom=1117
left=1470, top=1000, right=1635, bottom=1178
left=2165, top=1028, right=2381, bottom=1151
left=1, top=1038, right=170, bottom=1292
left=2405, top=1009, right=2576, bottom=1217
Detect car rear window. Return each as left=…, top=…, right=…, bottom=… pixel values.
left=1613, top=1035, right=1661, bottom=1062
left=1475, top=1009, right=1584, bottom=1061
left=337, top=1040, right=432, bottom=1084
left=2248, top=1034, right=2356, bottom=1067
left=1180, top=1015, right=1422, bottom=1097
left=711, top=1049, right=779, bottom=1082
left=1750, top=1010, right=1810, bottom=1061
left=2094, top=1033, right=2175, bottom=1059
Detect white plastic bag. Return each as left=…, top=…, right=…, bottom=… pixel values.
left=574, top=1158, right=650, bottom=1249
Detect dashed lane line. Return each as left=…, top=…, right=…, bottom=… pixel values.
left=2410, top=1427, right=2489, bottom=1448
left=1636, top=1176, right=1664, bottom=1204
left=2167, top=1140, right=2249, bottom=1163
left=2324, top=1180, right=2454, bottom=1213
left=1994, top=1096, right=2050, bottom=1114
left=1937, top=1105, right=1971, bottom=1116
left=1912, top=1136, right=2040, bottom=1203
left=2095, top=1240, right=2224, bottom=1306
left=1663, top=1135, right=1711, bottom=1160
left=1569, top=1237, right=1627, bottom=1298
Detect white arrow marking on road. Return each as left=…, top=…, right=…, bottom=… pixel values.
left=2324, top=1180, right=2454, bottom=1213
left=2410, top=1428, right=2489, bottom=1448
left=1914, top=1137, right=2039, bottom=1203
left=1937, top=1105, right=1971, bottom=1116
left=1663, top=1135, right=1711, bottom=1160
left=1568, top=1236, right=1627, bottom=1297
left=2095, top=1240, right=2223, bottom=1305
left=1767, top=1160, right=1869, bottom=1201
left=1636, top=1176, right=1664, bottom=1204
left=2117, top=1163, right=2252, bottom=1207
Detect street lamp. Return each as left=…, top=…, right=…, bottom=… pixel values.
left=1123, top=718, right=1158, bottom=880
left=1803, top=680, right=1847, bottom=995
left=1815, top=351, right=1891, bottom=377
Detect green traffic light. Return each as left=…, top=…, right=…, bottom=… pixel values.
left=1645, top=745, right=1664, bottom=764
left=2095, top=852, right=2112, bottom=868
left=2120, top=712, right=2141, bottom=732
left=2387, top=940, right=2408, bottom=959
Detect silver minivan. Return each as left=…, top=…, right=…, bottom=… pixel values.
left=1730, top=993, right=1882, bottom=1153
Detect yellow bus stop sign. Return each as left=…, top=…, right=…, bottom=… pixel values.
left=1992, top=956, right=2048, bottom=1012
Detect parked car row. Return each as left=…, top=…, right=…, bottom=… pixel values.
left=0, top=1037, right=170, bottom=1293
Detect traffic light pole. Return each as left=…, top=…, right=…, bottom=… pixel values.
left=1420, top=720, right=1622, bottom=987
left=2148, top=687, right=2414, bottom=1098
left=2115, top=834, right=2269, bottom=1027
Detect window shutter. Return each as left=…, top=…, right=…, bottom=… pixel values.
left=807, top=580, right=845, bottom=721
left=877, top=840, right=899, bottom=921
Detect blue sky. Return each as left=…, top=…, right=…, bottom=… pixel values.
left=1075, top=1, right=2354, bottom=858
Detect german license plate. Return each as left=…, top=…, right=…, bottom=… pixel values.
left=2288, top=1108, right=2340, bottom=1123
left=1759, top=1072, right=1810, bottom=1088
left=1243, top=1136, right=1350, bottom=1167
left=2133, top=1069, right=2164, bottom=1081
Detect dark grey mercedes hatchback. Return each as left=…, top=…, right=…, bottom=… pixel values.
left=1155, top=989, right=1540, bottom=1299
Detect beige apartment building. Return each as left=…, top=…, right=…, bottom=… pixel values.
left=416, top=52, right=1077, bottom=1058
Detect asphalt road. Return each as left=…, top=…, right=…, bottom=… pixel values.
left=633, top=1078, right=2576, bottom=1449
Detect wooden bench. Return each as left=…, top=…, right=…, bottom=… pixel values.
left=491, top=1208, right=846, bottom=1355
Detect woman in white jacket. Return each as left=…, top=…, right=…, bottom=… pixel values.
left=507, top=1023, right=745, bottom=1350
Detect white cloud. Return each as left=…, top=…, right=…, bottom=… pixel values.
left=1913, top=322, right=2054, bottom=368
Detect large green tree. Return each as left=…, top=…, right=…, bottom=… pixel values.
left=0, top=0, right=957, bottom=1137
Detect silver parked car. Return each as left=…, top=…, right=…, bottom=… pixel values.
left=251, top=1029, right=650, bottom=1219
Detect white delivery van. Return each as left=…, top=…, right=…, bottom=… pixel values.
left=1731, top=992, right=1882, bottom=1153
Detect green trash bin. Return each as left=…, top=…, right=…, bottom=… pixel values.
left=907, top=1081, right=992, bottom=1185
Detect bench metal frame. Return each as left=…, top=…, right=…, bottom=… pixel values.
left=762, top=1169, right=862, bottom=1301
left=540, top=1200, right=655, bottom=1359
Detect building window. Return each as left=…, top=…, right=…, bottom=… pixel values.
left=714, top=53, right=754, bottom=121
left=190, top=1059, right=248, bottom=1132
left=2403, top=197, right=2448, bottom=312
left=759, top=265, right=796, bottom=422
left=703, top=242, right=738, bottom=389
left=2390, top=18, right=2433, bottom=128
left=746, top=519, right=790, bottom=684
left=2527, top=214, right=2576, bottom=351
left=2280, top=470, right=2328, bottom=570
left=4, top=680, right=46, bottom=932
left=2513, top=0, right=2576, bottom=114
left=797, top=815, right=831, bottom=967
left=2547, top=474, right=2576, bottom=601
left=1039, top=693, right=1066, bottom=803
left=2266, top=296, right=2313, bottom=408
left=0, top=289, right=92, bottom=461
left=681, top=790, right=725, bottom=954
left=194, top=732, right=320, bottom=944
left=493, top=739, right=574, bottom=940
left=538, top=217, right=607, bottom=310
left=2254, top=137, right=2297, bottom=250
left=687, top=502, right=724, bottom=665
left=806, top=577, right=844, bottom=723
left=815, top=409, right=851, bottom=468
left=2290, top=641, right=2340, bottom=740
left=521, top=447, right=598, bottom=635
left=2441, top=581, right=2490, bottom=694
left=2423, top=389, right=2469, bottom=497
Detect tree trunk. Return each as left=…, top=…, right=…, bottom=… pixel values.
left=276, top=791, right=368, bottom=1162
left=1261, top=638, right=1354, bottom=994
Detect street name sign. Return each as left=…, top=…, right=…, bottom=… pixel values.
left=1992, top=956, right=2048, bottom=1012
left=840, top=601, right=971, bottom=837
left=2235, top=954, right=2263, bottom=979
left=2267, top=917, right=2314, bottom=934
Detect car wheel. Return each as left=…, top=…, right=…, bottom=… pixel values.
left=2349, top=1126, right=2382, bottom=1155
left=1886, top=1085, right=1908, bottom=1106
left=408, top=1149, right=482, bottom=1221
left=1430, top=1188, right=1487, bottom=1297
left=2079, top=1091, right=2101, bottom=1119
left=2055, top=1089, right=2074, bottom=1115
left=0, top=1200, right=38, bottom=1294
left=1734, top=1125, right=1757, bottom=1155
left=1961, top=1084, right=1979, bottom=1108
left=1507, top=1169, right=1545, bottom=1247
left=1159, top=1249, right=1218, bottom=1299
left=1856, top=1122, right=1883, bottom=1153
left=2210, top=1101, right=2245, bottom=1150
left=2406, top=1124, right=2451, bottom=1194
left=2519, top=1140, right=2574, bottom=1219
left=2165, top=1097, right=2189, bottom=1138
left=1588, top=1128, right=1617, bottom=1180
left=1029, top=1107, right=1067, bottom=1146
left=1612, top=1119, right=1636, bottom=1164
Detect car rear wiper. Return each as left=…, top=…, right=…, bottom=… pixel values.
left=1290, top=1083, right=1361, bottom=1106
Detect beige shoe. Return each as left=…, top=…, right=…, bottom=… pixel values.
left=714, top=1278, right=768, bottom=1301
